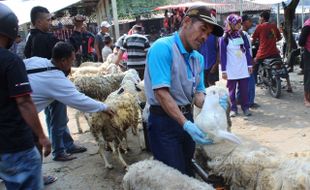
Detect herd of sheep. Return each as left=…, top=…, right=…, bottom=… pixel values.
left=71, top=61, right=310, bottom=190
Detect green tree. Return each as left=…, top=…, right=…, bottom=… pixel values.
left=116, top=0, right=175, bottom=19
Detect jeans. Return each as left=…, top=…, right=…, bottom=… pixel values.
left=0, top=147, right=43, bottom=190
left=45, top=100, right=74, bottom=158
left=147, top=112, right=195, bottom=177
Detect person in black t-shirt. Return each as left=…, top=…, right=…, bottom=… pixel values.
left=0, top=3, right=51, bottom=189
left=94, top=21, right=111, bottom=62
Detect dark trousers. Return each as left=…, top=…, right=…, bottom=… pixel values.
left=147, top=112, right=195, bottom=177
left=227, top=78, right=249, bottom=112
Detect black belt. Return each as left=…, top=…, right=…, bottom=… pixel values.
left=150, top=105, right=192, bottom=115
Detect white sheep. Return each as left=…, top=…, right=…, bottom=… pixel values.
left=195, top=85, right=239, bottom=143
left=123, top=160, right=215, bottom=190
left=85, top=70, right=146, bottom=169
left=195, top=86, right=310, bottom=189
left=70, top=61, right=122, bottom=81
left=79, top=61, right=103, bottom=67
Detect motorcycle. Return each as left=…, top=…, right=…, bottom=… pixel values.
left=257, top=58, right=289, bottom=98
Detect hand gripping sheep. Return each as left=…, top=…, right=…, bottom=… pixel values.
left=195, top=86, right=241, bottom=144
left=195, top=86, right=310, bottom=189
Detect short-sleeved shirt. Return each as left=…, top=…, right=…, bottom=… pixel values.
left=0, top=48, right=34, bottom=154
left=122, top=34, right=150, bottom=68
left=144, top=32, right=205, bottom=106
left=252, top=22, right=281, bottom=59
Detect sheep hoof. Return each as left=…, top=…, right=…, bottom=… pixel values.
left=105, top=164, right=113, bottom=169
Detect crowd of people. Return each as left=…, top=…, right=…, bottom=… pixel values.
left=1, top=1, right=309, bottom=189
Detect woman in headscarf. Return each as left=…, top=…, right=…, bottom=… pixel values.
left=219, top=14, right=253, bottom=117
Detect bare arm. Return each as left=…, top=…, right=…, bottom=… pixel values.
left=15, top=94, right=51, bottom=157
left=194, top=92, right=205, bottom=108
left=114, top=49, right=125, bottom=68
left=154, top=88, right=187, bottom=126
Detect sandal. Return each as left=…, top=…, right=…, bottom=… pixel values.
left=43, top=175, right=57, bottom=185
left=53, top=153, right=77, bottom=161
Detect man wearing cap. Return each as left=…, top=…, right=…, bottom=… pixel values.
left=95, top=21, right=111, bottom=62
left=144, top=5, right=226, bottom=176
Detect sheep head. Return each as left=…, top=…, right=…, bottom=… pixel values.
left=195, top=86, right=241, bottom=144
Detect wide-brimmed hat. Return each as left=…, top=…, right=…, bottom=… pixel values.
left=185, top=5, right=224, bottom=36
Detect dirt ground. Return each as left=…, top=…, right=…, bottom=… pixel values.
left=1, top=67, right=309, bottom=190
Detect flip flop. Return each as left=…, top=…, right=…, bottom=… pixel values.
left=43, top=175, right=57, bottom=185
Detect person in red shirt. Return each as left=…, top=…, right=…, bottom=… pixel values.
left=252, top=11, right=292, bottom=92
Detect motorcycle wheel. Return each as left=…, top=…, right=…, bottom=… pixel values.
left=269, top=76, right=281, bottom=98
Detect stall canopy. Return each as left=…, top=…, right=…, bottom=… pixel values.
left=245, top=0, right=283, bottom=4
left=154, top=1, right=228, bottom=11
left=1, top=0, right=81, bottom=25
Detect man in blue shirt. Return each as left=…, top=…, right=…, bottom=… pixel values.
left=144, top=5, right=224, bottom=176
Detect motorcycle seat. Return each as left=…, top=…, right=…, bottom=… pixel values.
left=263, top=58, right=283, bottom=66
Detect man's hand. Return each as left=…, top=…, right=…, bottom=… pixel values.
left=219, top=95, right=229, bottom=111
left=103, top=107, right=115, bottom=117
left=39, top=136, right=51, bottom=157
left=183, top=121, right=213, bottom=145
left=222, top=73, right=227, bottom=80
left=248, top=67, right=253, bottom=74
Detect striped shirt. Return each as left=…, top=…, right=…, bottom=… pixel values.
left=122, top=34, right=150, bottom=68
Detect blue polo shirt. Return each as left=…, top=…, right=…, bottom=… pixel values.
left=144, top=32, right=205, bottom=106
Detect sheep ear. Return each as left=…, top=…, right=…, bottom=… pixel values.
left=135, top=84, right=142, bottom=92
left=117, top=88, right=125, bottom=95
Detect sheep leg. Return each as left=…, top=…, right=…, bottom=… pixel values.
left=108, top=141, right=117, bottom=153
left=97, top=137, right=113, bottom=169
left=75, top=110, right=83, bottom=134
left=117, top=146, right=128, bottom=169
left=138, top=127, right=145, bottom=150
left=120, top=138, right=129, bottom=154
left=98, top=143, right=113, bottom=169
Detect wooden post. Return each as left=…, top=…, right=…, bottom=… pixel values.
left=111, top=0, right=120, bottom=40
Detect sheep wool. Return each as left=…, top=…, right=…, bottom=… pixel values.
left=79, top=61, right=103, bottom=67
left=74, top=73, right=125, bottom=101
left=85, top=74, right=144, bottom=169
left=123, top=160, right=215, bottom=190
left=195, top=85, right=239, bottom=143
